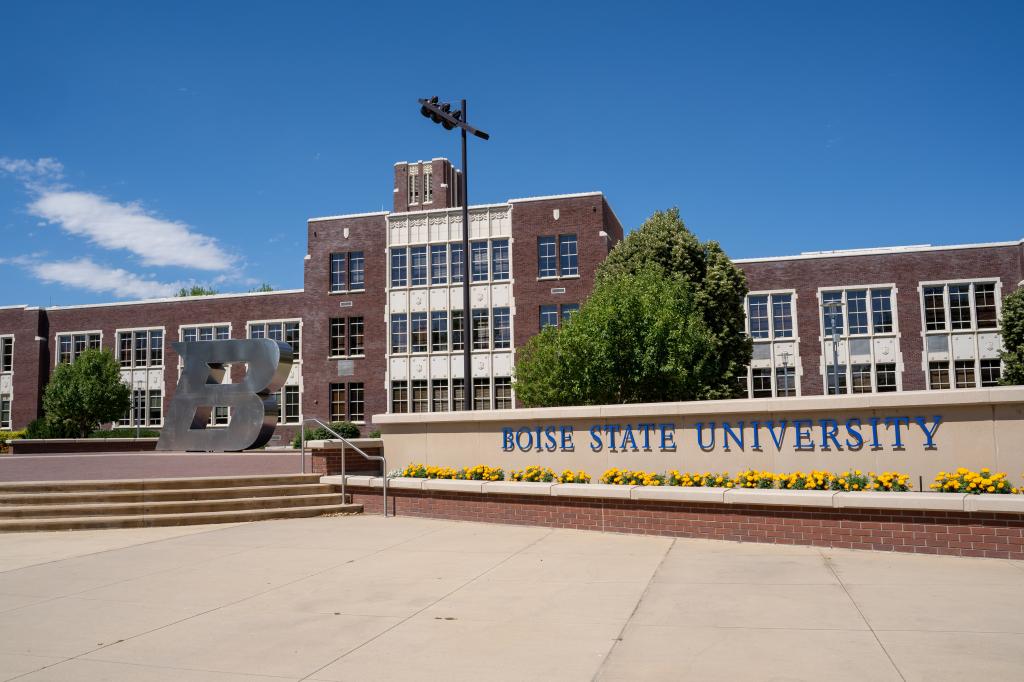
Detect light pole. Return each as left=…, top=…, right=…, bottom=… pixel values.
left=418, top=97, right=490, bottom=411
left=823, top=301, right=843, bottom=395
left=779, top=350, right=791, bottom=396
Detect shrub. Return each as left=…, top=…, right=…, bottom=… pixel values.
left=0, top=430, right=26, bottom=453
left=369, top=429, right=382, bottom=438
left=735, top=470, right=776, bottom=489
left=930, top=468, right=1018, bottom=494
left=89, top=428, right=160, bottom=439
left=779, top=471, right=832, bottom=490
left=24, top=417, right=75, bottom=439
left=43, top=348, right=131, bottom=437
left=558, top=470, right=591, bottom=484
left=292, top=421, right=360, bottom=448
left=870, top=471, right=912, bottom=492
left=830, top=470, right=870, bottom=492
left=510, top=466, right=556, bottom=482
left=600, top=468, right=665, bottom=486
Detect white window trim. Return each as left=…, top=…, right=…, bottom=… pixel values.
left=816, top=284, right=902, bottom=395
left=917, top=278, right=1003, bottom=389
left=115, top=326, right=167, bottom=369
left=54, top=330, right=103, bottom=366
left=745, top=289, right=801, bottom=398
left=0, top=334, right=13, bottom=375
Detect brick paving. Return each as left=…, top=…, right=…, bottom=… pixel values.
left=0, top=451, right=311, bottom=482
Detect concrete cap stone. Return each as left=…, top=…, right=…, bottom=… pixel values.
left=725, top=488, right=836, bottom=507
left=833, top=491, right=967, bottom=511
left=963, top=494, right=1024, bottom=513
left=422, top=479, right=485, bottom=493
left=383, top=477, right=424, bottom=490
left=482, top=481, right=556, bottom=496
left=551, top=483, right=634, bottom=499
left=630, top=486, right=726, bottom=504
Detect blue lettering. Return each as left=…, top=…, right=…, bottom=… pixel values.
left=534, top=427, right=544, bottom=452
left=885, top=417, right=910, bottom=448
left=845, top=418, right=864, bottom=449
left=794, top=420, right=814, bottom=450
left=544, top=426, right=557, bottom=452
left=559, top=425, right=574, bottom=451
left=819, top=419, right=841, bottom=450
left=658, top=423, right=676, bottom=451
left=914, top=415, right=941, bottom=449
left=750, top=421, right=762, bottom=450
left=589, top=425, right=603, bottom=452
left=869, top=417, right=881, bottom=449
left=638, top=423, right=656, bottom=450
left=722, top=421, right=744, bottom=451
left=515, top=428, right=533, bottom=452
left=604, top=424, right=621, bottom=451
left=621, top=424, right=638, bottom=451
left=765, top=420, right=788, bottom=450
left=502, top=427, right=514, bottom=452
left=696, top=422, right=716, bottom=451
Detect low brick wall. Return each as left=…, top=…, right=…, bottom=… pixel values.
left=332, top=478, right=1024, bottom=560
left=308, top=439, right=385, bottom=476
left=9, top=438, right=159, bottom=454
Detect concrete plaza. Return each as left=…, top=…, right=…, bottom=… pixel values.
left=0, top=516, right=1023, bottom=681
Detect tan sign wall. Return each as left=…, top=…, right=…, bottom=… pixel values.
left=374, top=387, right=1024, bottom=484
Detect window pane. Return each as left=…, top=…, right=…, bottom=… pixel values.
left=560, top=304, right=579, bottom=321
left=928, top=361, right=950, bottom=389
left=408, top=173, right=419, bottom=204
left=775, top=366, right=796, bottom=397
left=431, top=311, right=448, bottom=352
left=330, top=253, right=346, bottom=292
left=450, top=243, right=465, bottom=284
left=472, top=309, right=489, bottom=350
left=751, top=368, right=773, bottom=398
left=471, top=241, right=488, bottom=282
left=538, top=236, right=557, bottom=278
left=330, top=383, right=345, bottom=422
left=133, top=331, right=148, bottom=367
left=871, top=289, right=893, bottom=333
left=411, top=380, right=428, bottom=413
left=493, top=307, right=511, bottom=349
left=431, top=379, right=448, bottom=412
left=847, top=291, right=868, bottom=335
left=150, top=331, right=163, bottom=366
left=559, top=235, right=578, bottom=276
left=119, top=332, right=132, bottom=367
left=410, top=246, right=428, bottom=286
left=283, top=386, right=300, bottom=423
left=216, top=326, right=229, bottom=340
left=451, top=381, right=465, bottom=412
left=748, top=295, right=769, bottom=339
left=540, top=305, right=558, bottom=330
left=494, top=377, right=513, bottom=409
left=953, top=359, right=975, bottom=389
left=473, top=377, right=490, bottom=410
left=949, top=285, right=971, bottom=330
left=391, top=248, right=408, bottom=287
left=391, top=314, right=408, bottom=353
left=923, top=286, right=946, bottom=331
left=284, top=322, right=300, bottom=358
left=348, top=383, right=364, bottom=422
left=410, top=312, right=428, bottom=353
left=980, top=359, right=1001, bottom=387
left=391, top=381, right=408, bottom=413
left=975, top=283, right=997, bottom=329
left=876, top=363, right=897, bottom=392
left=771, top=294, right=793, bottom=338
left=822, top=292, right=844, bottom=336
left=826, top=364, right=847, bottom=395
left=349, top=318, right=364, bottom=355
left=423, top=171, right=433, bottom=203
left=430, top=245, right=447, bottom=285
left=492, top=239, right=510, bottom=281
left=451, top=311, right=464, bottom=351
left=1, top=337, right=13, bottom=373
left=851, top=363, right=873, bottom=393
left=349, top=252, right=364, bottom=291
left=330, top=318, right=345, bottom=356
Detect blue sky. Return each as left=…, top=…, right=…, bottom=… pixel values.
left=2, top=1, right=1022, bottom=306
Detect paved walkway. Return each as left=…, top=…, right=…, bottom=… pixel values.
left=1, top=517, right=1023, bottom=681
left=0, top=452, right=313, bottom=482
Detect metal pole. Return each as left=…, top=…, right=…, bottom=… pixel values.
left=830, top=307, right=841, bottom=395
left=460, top=98, right=472, bottom=411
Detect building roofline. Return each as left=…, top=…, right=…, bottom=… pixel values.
left=394, top=158, right=452, bottom=166
left=507, top=191, right=604, bottom=203
left=733, top=239, right=1024, bottom=264
left=387, top=202, right=511, bottom=219
left=0, top=304, right=30, bottom=311
left=308, top=211, right=389, bottom=223
left=41, top=288, right=305, bottom=312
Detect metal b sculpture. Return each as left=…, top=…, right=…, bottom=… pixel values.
left=156, top=339, right=294, bottom=452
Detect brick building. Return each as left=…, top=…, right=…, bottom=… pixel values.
left=1, top=157, right=1020, bottom=439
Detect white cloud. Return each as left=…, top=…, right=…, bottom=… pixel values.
left=28, top=190, right=235, bottom=271
left=29, top=258, right=184, bottom=300
left=0, top=157, right=64, bottom=180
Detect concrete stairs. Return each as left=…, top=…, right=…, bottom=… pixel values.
left=0, top=474, right=361, bottom=531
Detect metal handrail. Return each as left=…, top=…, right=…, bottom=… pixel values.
left=300, top=417, right=388, bottom=517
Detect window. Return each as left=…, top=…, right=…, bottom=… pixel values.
left=432, top=379, right=448, bottom=412
left=540, top=305, right=558, bottom=330
left=56, top=332, right=100, bottom=364
left=391, top=381, right=408, bottom=413
left=876, top=364, right=897, bottom=392
left=954, top=360, right=976, bottom=389
left=471, top=241, right=488, bottom=282
left=410, top=246, right=428, bottom=286
left=929, top=361, right=950, bottom=390
left=871, top=289, right=893, bottom=333
left=776, top=367, right=796, bottom=397
left=923, top=286, right=946, bottom=331
left=349, top=317, right=364, bottom=355
left=472, top=309, right=490, bottom=349
left=949, top=285, right=972, bottom=330
left=430, top=245, right=448, bottom=285
left=330, top=319, right=346, bottom=357
left=348, top=383, right=365, bottom=422
left=538, top=236, right=557, bottom=278
left=851, top=363, right=873, bottom=394
left=117, top=330, right=163, bottom=368
left=826, top=364, right=848, bottom=395
left=560, top=304, right=579, bottom=321
left=391, top=314, right=408, bottom=353
left=473, top=377, right=491, bottom=410
left=492, top=239, right=509, bottom=281
left=822, top=292, right=843, bottom=336
left=493, top=307, right=511, bottom=349
left=249, top=321, right=300, bottom=358
left=330, top=253, right=346, bottom=293
left=452, top=381, right=465, bottom=412
left=431, top=311, right=448, bottom=352
left=450, top=243, right=465, bottom=284
left=748, top=296, right=769, bottom=339
left=411, top=380, right=428, bottom=413
left=330, top=384, right=345, bottom=422
left=975, top=283, right=997, bottom=329
left=494, top=377, right=513, bottom=409
left=452, top=311, right=465, bottom=351
left=0, top=394, right=9, bottom=429
left=410, top=312, right=428, bottom=353
left=559, top=235, right=579, bottom=276
left=847, top=291, right=869, bottom=335
left=182, top=325, right=229, bottom=342
left=279, top=385, right=300, bottom=424
left=408, top=172, right=419, bottom=205
left=329, top=383, right=362, bottom=422
left=980, top=359, right=1001, bottom=387
left=329, top=252, right=365, bottom=293
left=349, top=252, right=364, bottom=291
left=772, top=295, right=793, bottom=338
left=119, top=388, right=162, bottom=427
left=751, top=368, right=773, bottom=398
left=423, top=169, right=433, bottom=203
left=1, top=337, right=13, bottom=373
left=391, top=248, right=408, bottom=287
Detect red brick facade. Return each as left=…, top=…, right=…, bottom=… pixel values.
left=349, top=486, right=1024, bottom=560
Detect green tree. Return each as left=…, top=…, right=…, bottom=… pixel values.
left=596, top=208, right=752, bottom=399
left=249, top=283, right=274, bottom=293
left=42, top=349, right=132, bottom=438
left=514, top=266, right=721, bottom=406
left=999, top=287, right=1024, bottom=385
left=176, top=285, right=218, bottom=297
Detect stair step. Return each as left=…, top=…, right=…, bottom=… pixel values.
left=0, top=483, right=338, bottom=506
left=0, top=473, right=322, bottom=494
left=0, top=493, right=348, bottom=518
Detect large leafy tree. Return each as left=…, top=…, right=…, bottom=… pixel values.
left=596, top=208, right=752, bottom=399
left=999, top=287, right=1024, bottom=385
left=42, top=348, right=132, bottom=437
left=515, top=266, right=720, bottom=406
